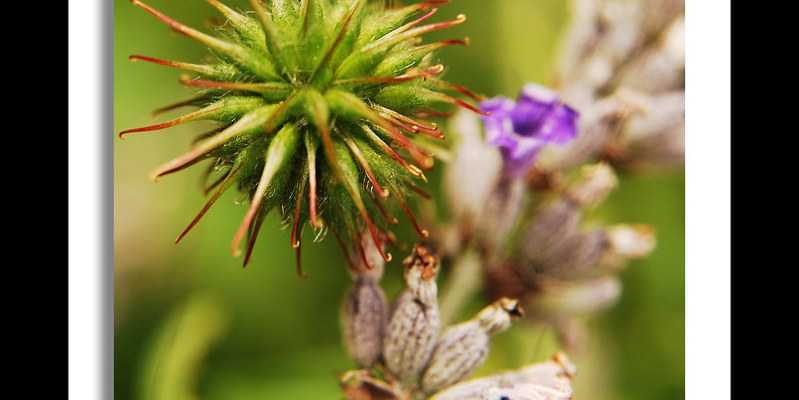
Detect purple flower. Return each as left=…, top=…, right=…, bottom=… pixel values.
left=480, top=84, right=579, bottom=178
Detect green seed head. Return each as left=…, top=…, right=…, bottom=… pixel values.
left=121, top=0, right=485, bottom=274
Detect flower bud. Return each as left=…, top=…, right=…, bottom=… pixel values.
left=613, top=90, right=685, bottom=168
left=342, top=282, right=388, bottom=369
left=477, top=176, right=528, bottom=255
left=402, top=244, right=440, bottom=305
left=383, top=245, right=441, bottom=383
left=565, top=162, right=618, bottom=208
left=532, top=228, right=610, bottom=280
left=421, top=298, right=523, bottom=394
left=535, top=276, right=622, bottom=316
left=342, top=233, right=389, bottom=369
left=518, top=199, right=582, bottom=267
left=428, top=351, right=575, bottom=400
left=600, top=224, right=657, bottom=270
left=515, top=351, right=577, bottom=388
left=445, top=110, right=502, bottom=228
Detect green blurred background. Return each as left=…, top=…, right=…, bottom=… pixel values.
left=114, top=1, right=684, bottom=399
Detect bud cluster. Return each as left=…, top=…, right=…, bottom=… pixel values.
left=340, top=244, right=542, bottom=399
left=423, top=0, right=681, bottom=353
left=543, top=0, right=685, bottom=172
left=435, top=110, right=658, bottom=353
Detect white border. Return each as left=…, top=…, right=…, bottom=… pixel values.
left=68, top=0, right=730, bottom=398
left=69, top=0, right=103, bottom=399
left=685, top=0, right=731, bottom=399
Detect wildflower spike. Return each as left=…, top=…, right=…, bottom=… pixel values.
left=123, top=0, right=480, bottom=273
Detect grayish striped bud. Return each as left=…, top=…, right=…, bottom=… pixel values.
left=343, top=282, right=388, bottom=369
left=342, top=233, right=388, bottom=368
left=514, top=351, right=577, bottom=390
left=382, top=244, right=440, bottom=384
left=421, top=298, right=524, bottom=394
left=518, top=199, right=581, bottom=267
left=533, top=228, right=610, bottom=280
left=429, top=351, right=575, bottom=400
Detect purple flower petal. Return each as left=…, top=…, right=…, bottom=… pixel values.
left=478, top=83, right=579, bottom=178
left=537, top=104, right=579, bottom=145
left=511, top=84, right=560, bottom=136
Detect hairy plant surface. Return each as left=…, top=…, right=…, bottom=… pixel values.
left=121, top=0, right=484, bottom=273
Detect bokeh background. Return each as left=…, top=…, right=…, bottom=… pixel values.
left=114, top=1, right=685, bottom=398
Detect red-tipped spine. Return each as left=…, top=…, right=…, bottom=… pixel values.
left=372, top=122, right=434, bottom=170
left=294, top=242, right=307, bottom=278
left=359, top=124, right=425, bottom=181
left=380, top=7, right=439, bottom=41
left=406, top=181, right=432, bottom=200
left=411, top=0, right=451, bottom=9
left=363, top=14, right=467, bottom=52
left=305, top=133, right=323, bottom=229
left=407, top=38, right=469, bottom=58
left=432, top=80, right=486, bottom=102
left=130, top=55, right=216, bottom=75
left=370, top=190, right=398, bottom=225
left=131, top=0, right=244, bottom=56
left=179, top=75, right=291, bottom=94
left=373, top=105, right=442, bottom=138
left=340, top=132, right=390, bottom=198
left=418, top=88, right=490, bottom=115
left=150, top=96, right=206, bottom=120
left=356, top=240, right=373, bottom=270
left=381, top=113, right=420, bottom=134
left=243, top=204, right=267, bottom=267
left=414, top=108, right=453, bottom=118
left=333, top=64, right=443, bottom=87
left=392, top=188, right=429, bottom=239
left=175, top=164, right=242, bottom=243
left=291, top=168, right=308, bottom=249
left=231, top=171, right=270, bottom=258
left=119, top=106, right=220, bottom=138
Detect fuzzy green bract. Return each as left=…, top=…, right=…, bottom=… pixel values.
left=122, top=0, right=485, bottom=274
